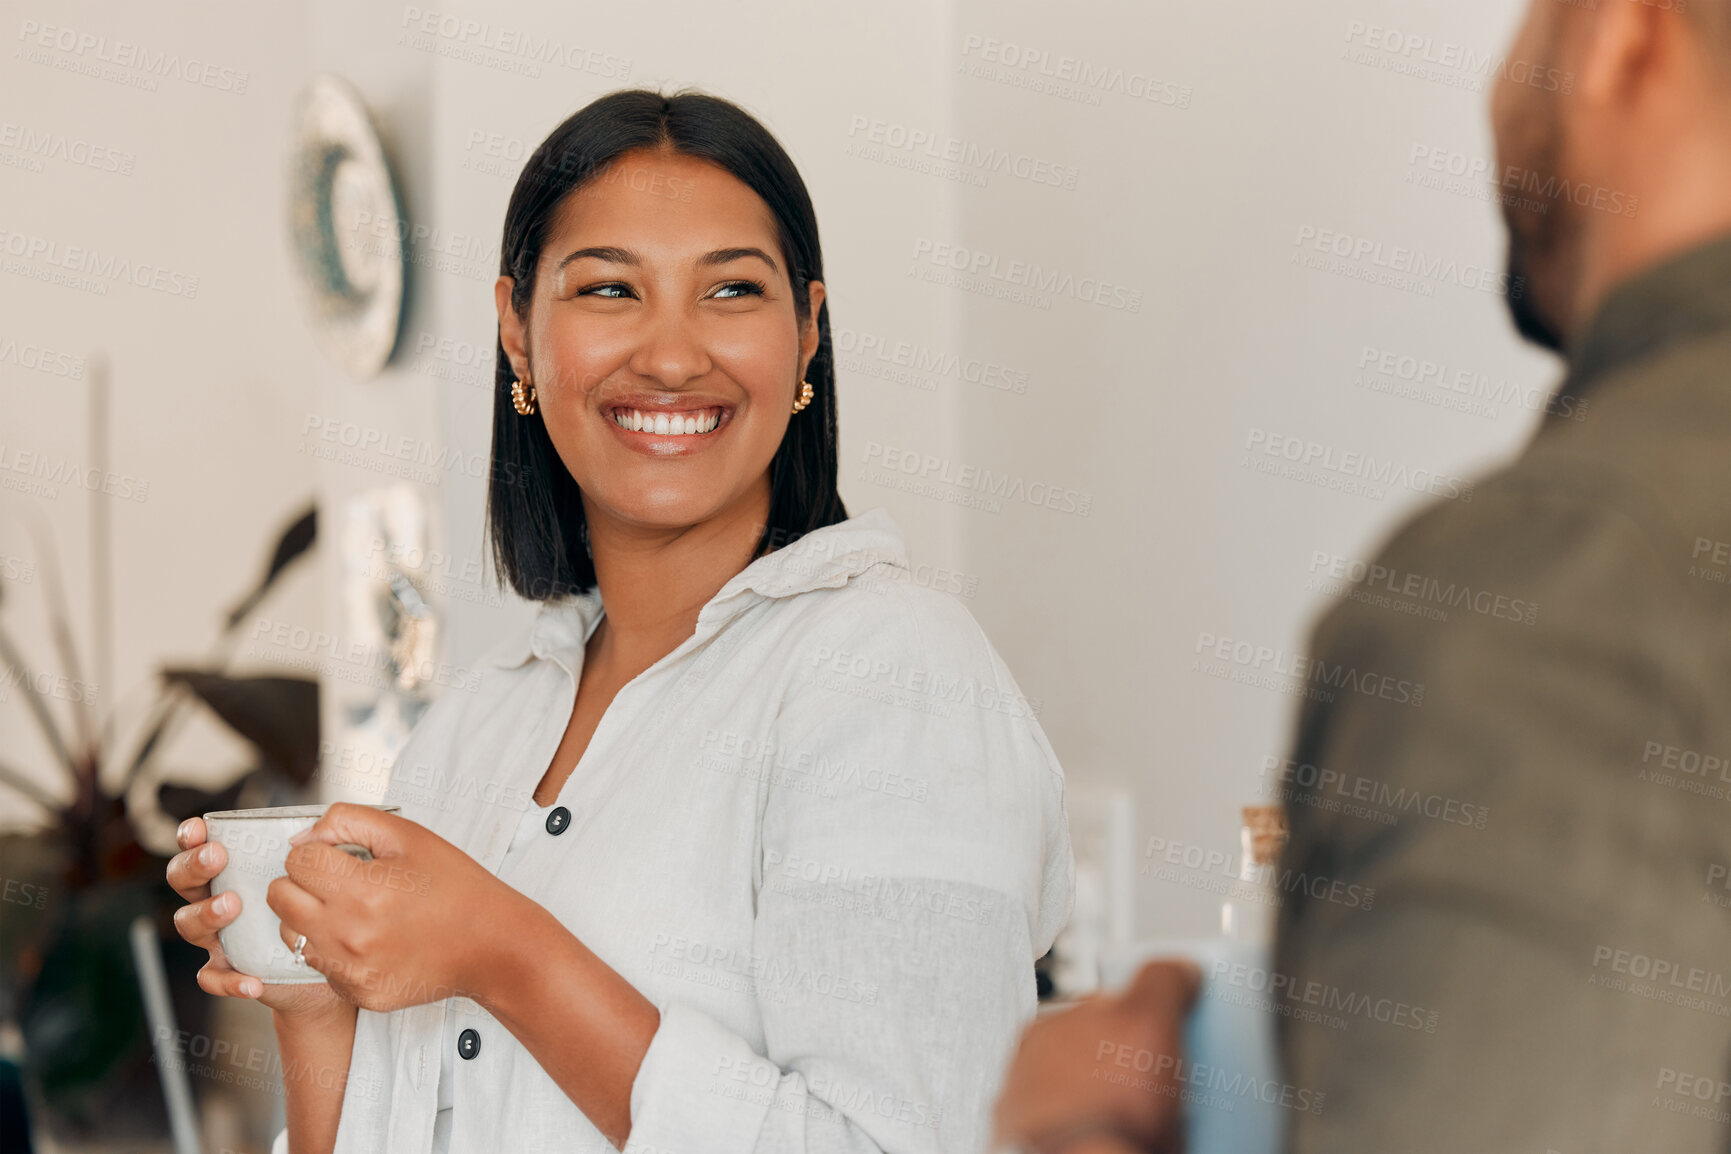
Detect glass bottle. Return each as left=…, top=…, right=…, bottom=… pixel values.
left=1220, top=805, right=1288, bottom=946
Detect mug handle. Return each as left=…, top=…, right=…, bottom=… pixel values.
left=332, top=842, right=375, bottom=862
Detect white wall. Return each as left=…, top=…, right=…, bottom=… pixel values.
left=4, top=0, right=1565, bottom=945
left=945, top=0, right=1560, bottom=937
left=0, top=0, right=321, bottom=830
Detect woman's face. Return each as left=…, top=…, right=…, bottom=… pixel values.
left=495, top=147, right=825, bottom=537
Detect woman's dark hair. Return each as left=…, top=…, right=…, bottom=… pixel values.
left=486, top=88, right=846, bottom=602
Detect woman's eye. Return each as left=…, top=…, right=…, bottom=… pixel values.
left=712, top=280, right=765, bottom=300
left=578, top=283, right=632, bottom=299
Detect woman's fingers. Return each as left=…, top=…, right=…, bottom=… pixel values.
left=196, top=954, right=265, bottom=1000
left=175, top=816, right=207, bottom=852
left=288, top=803, right=401, bottom=861
left=266, top=874, right=326, bottom=940
left=166, top=838, right=227, bottom=903
left=276, top=917, right=321, bottom=973
left=168, top=817, right=269, bottom=1001
left=172, top=889, right=241, bottom=952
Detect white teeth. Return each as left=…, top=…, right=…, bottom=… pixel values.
left=610, top=408, right=721, bottom=435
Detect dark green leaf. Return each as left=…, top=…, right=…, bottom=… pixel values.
left=159, top=671, right=320, bottom=786
left=222, top=505, right=317, bottom=631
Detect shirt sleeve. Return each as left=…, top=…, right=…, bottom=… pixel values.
left=1273, top=477, right=1731, bottom=1153
left=626, top=585, right=1073, bottom=1153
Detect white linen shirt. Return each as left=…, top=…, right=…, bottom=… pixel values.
left=432, top=799, right=554, bottom=1151
left=277, top=506, right=1073, bottom=1154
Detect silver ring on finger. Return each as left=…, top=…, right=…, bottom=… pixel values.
left=292, top=934, right=307, bottom=966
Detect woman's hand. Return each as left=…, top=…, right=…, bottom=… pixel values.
left=166, top=817, right=347, bottom=1018
left=267, top=802, right=520, bottom=1013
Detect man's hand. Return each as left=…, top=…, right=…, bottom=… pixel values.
left=993, top=959, right=1202, bottom=1154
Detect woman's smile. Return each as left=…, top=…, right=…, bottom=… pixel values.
left=601, top=396, right=733, bottom=455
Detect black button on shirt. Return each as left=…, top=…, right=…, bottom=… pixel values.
left=545, top=806, right=572, bottom=835
left=457, top=1028, right=481, bottom=1060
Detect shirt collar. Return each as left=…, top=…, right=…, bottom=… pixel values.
left=487, top=506, right=909, bottom=670
left=1561, top=230, right=1731, bottom=405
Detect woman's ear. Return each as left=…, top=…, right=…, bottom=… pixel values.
left=495, top=275, right=530, bottom=379
left=799, top=279, right=827, bottom=374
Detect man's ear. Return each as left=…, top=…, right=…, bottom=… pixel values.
left=495, top=275, right=530, bottom=380
left=1575, top=0, right=1665, bottom=112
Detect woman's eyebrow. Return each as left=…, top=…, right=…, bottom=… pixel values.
left=698, top=247, right=779, bottom=273
left=558, top=245, right=640, bottom=271
left=555, top=245, right=780, bottom=274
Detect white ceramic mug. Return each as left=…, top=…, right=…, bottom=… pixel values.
left=204, top=803, right=399, bottom=984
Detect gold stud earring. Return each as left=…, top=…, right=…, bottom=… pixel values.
left=790, top=380, right=814, bottom=415
left=511, top=373, right=537, bottom=416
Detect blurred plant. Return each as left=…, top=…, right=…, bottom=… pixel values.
left=0, top=502, right=320, bottom=1137
left=0, top=505, right=320, bottom=865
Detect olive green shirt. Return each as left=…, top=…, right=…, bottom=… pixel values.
left=1274, top=235, right=1731, bottom=1152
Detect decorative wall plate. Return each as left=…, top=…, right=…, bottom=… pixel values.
left=287, top=74, right=405, bottom=379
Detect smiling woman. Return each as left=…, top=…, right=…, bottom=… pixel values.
left=166, top=89, right=1072, bottom=1154
left=487, top=90, right=846, bottom=603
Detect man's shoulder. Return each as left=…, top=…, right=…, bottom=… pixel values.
left=1290, top=404, right=1729, bottom=824
left=1534, top=330, right=1730, bottom=541
left=1320, top=422, right=1717, bottom=658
